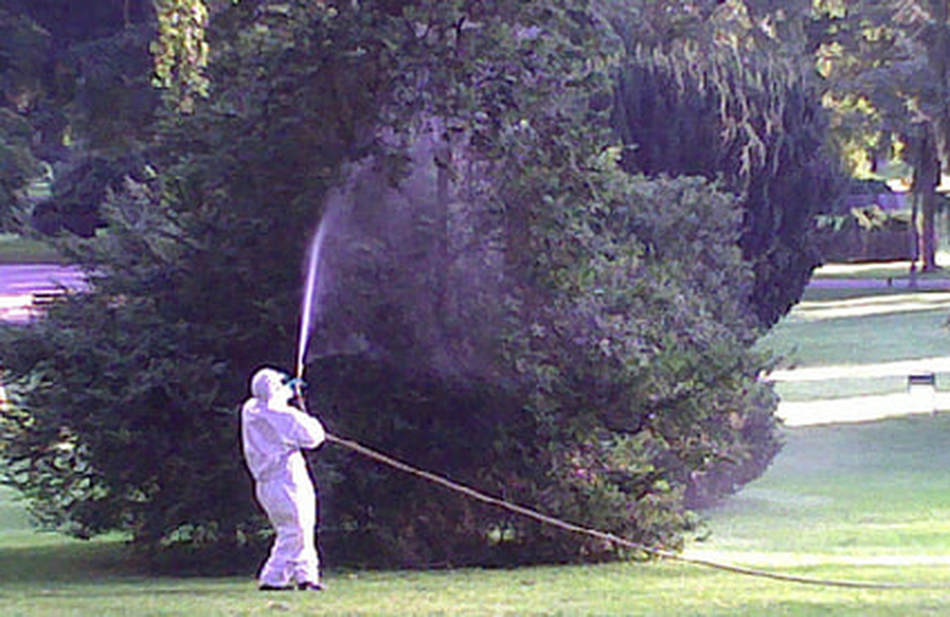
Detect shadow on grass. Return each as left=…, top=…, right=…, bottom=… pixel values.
left=0, top=583, right=246, bottom=599
left=0, top=533, right=265, bottom=587
left=0, top=538, right=137, bottom=584
left=0, top=537, right=260, bottom=601
left=801, top=286, right=950, bottom=303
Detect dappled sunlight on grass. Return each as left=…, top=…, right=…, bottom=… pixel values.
left=688, top=415, right=950, bottom=599
left=768, top=357, right=950, bottom=382
left=813, top=251, right=950, bottom=280
left=758, top=298, right=950, bottom=371
left=760, top=275, right=950, bottom=421
left=788, top=291, right=950, bottom=321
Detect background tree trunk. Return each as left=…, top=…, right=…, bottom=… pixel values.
left=914, top=125, right=941, bottom=271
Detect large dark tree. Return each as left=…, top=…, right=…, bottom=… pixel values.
left=606, top=1, right=845, bottom=328
left=815, top=0, right=950, bottom=273
left=1, top=0, right=781, bottom=570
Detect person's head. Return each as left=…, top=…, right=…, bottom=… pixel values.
left=250, top=367, right=293, bottom=405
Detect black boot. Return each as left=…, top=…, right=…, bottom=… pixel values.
left=297, top=581, right=324, bottom=591
left=259, top=583, right=294, bottom=591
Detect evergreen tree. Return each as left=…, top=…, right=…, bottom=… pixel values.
left=1, top=0, right=781, bottom=569
left=608, top=3, right=844, bottom=328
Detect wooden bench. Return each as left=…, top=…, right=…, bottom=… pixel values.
left=31, top=288, right=68, bottom=310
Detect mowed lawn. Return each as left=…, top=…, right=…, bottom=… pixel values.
left=3, top=415, right=950, bottom=617
left=760, top=258, right=950, bottom=404
left=3, top=264, right=950, bottom=615
left=0, top=234, right=62, bottom=265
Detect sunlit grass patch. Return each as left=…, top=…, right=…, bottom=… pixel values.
left=789, top=291, right=950, bottom=321
left=758, top=303, right=950, bottom=369
left=812, top=253, right=950, bottom=281
left=774, top=376, right=910, bottom=401
left=0, top=234, right=62, bottom=264
left=759, top=274, right=950, bottom=422
left=0, top=486, right=32, bottom=534
left=691, top=415, right=950, bottom=592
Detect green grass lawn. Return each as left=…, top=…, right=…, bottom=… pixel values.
left=811, top=254, right=950, bottom=282
left=0, top=234, right=63, bottom=264
left=758, top=277, right=950, bottom=402
left=3, top=413, right=950, bottom=616
left=760, top=291, right=950, bottom=369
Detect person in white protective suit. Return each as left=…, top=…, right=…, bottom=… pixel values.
left=241, top=367, right=326, bottom=591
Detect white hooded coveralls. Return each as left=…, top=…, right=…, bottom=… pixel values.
left=241, top=368, right=326, bottom=587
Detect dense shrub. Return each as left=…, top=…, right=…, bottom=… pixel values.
left=813, top=207, right=913, bottom=262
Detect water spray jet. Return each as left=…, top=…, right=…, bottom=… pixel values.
left=296, top=214, right=332, bottom=382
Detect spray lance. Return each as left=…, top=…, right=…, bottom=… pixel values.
left=290, top=212, right=331, bottom=415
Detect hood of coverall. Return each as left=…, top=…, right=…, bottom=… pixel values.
left=250, top=368, right=292, bottom=405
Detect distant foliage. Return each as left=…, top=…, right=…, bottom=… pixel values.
left=0, top=108, right=42, bottom=230
left=0, top=10, right=48, bottom=230
left=152, top=0, right=210, bottom=112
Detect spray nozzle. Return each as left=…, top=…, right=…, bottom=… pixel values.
left=283, top=376, right=308, bottom=391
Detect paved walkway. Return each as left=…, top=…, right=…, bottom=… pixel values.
left=769, top=356, right=950, bottom=382
left=777, top=392, right=944, bottom=427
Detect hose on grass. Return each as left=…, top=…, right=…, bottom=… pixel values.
left=325, top=432, right=947, bottom=591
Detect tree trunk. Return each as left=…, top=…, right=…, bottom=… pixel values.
left=921, top=0, right=950, bottom=271
left=434, top=125, right=452, bottom=319
left=915, top=125, right=941, bottom=271
left=909, top=189, right=919, bottom=286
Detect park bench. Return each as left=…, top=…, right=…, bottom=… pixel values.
left=30, top=287, right=68, bottom=312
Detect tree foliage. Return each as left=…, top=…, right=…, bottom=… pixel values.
left=152, top=0, right=211, bottom=112
left=1, top=0, right=781, bottom=570
left=608, top=2, right=845, bottom=328
left=0, top=0, right=158, bottom=235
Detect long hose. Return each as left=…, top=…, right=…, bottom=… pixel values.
left=320, top=432, right=946, bottom=590
left=290, top=363, right=945, bottom=589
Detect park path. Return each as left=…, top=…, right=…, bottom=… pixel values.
left=0, top=264, right=87, bottom=323
left=776, top=391, right=945, bottom=426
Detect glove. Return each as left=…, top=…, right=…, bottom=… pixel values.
left=285, top=377, right=308, bottom=392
